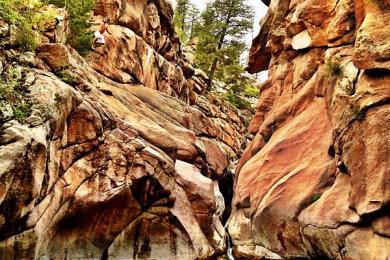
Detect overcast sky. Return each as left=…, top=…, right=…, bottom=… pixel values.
left=170, top=0, right=269, bottom=81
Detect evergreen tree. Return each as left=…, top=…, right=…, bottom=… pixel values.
left=187, top=4, right=200, bottom=40
left=47, top=0, right=95, bottom=55
left=173, top=0, right=200, bottom=42
left=194, top=0, right=255, bottom=88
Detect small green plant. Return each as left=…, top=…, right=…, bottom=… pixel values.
left=356, top=110, right=366, bottom=121
left=337, top=81, right=354, bottom=96
left=0, top=67, right=22, bottom=102
left=13, top=103, right=31, bottom=120
left=0, top=66, right=32, bottom=123
left=54, top=69, right=78, bottom=85
left=326, top=57, right=356, bottom=95
left=54, top=92, right=64, bottom=104
left=311, top=194, right=321, bottom=202
left=325, top=58, right=343, bottom=78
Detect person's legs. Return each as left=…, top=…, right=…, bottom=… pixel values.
left=92, top=37, right=98, bottom=49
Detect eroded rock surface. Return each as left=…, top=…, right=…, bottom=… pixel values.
left=0, top=1, right=245, bottom=259
left=230, top=0, right=390, bottom=258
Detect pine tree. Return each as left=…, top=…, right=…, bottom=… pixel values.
left=48, top=0, right=95, bottom=55
left=173, top=0, right=200, bottom=42
left=194, top=0, right=255, bottom=88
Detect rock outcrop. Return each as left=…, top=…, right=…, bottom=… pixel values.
left=230, top=0, right=390, bottom=259
left=0, top=1, right=245, bottom=259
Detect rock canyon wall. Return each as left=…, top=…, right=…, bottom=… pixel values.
left=228, top=0, right=390, bottom=259
left=0, top=1, right=245, bottom=259
left=1, top=0, right=390, bottom=259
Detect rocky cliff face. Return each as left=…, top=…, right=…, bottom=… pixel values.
left=0, top=1, right=245, bottom=259
left=228, top=0, right=390, bottom=259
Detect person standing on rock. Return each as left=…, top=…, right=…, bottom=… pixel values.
left=92, top=18, right=112, bottom=49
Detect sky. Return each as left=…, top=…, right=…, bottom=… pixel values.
left=170, top=0, right=268, bottom=47
left=170, top=0, right=269, bottom=82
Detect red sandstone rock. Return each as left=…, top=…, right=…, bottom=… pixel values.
left=0, top=1, right=245, bottom=259
left=353, top=0, right=390, bottom=70
left=231, top=0, right=390, bottom=258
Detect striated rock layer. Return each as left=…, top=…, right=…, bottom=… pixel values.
left=0, top=1, right=245, bottom=259
left=230, top=0, right=390, bottom=259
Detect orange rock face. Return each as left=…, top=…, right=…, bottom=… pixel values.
left=353, top=0, right=390, bottom=70
left=230, top=0, right=390, bottom=258
left=0, top=1, right=245, bottom=259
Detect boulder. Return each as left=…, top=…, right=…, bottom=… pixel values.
left=37, top=43, right=71, bottom=71
left=353, top=0, right=390, bottom=70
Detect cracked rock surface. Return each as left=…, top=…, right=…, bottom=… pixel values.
left=0, top=1, right=245, bottom=259
left=230, top=0, right=390, bottom=259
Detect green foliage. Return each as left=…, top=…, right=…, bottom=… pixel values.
left=47, top=0, right=95, bottom=55
left=54, top=93, right=64, bottom=104
left=325, top=58, right=356, bottom=95
left=194, top=0, right=254, bottom=80
left=174, top=0, right=200, bottom=43
left=337, top=81, right=354, bottom=96
left=245, top=84, right=259, bottom=98
left=54, top=69, right=78, bottom=85
left=225, top=90, right=252, bottom=110
left=185, top=0, right=255, bottom=109
left=13, top=104, right=31, bottom=120
left=325, top=58, right=343, bottom=77
left=355, top=110, right=366, bottom=121
left=326, top=57, right=357, bottom=95
left=311, top=194, right=321, bottom=202
left=0, top=0, right=56, bottom=51
left=0, top=67, right=22, bottom=101
left=174, top=0, right=256, bottom=101
left=0, top=66, right=32, bottom=122
left=218, top=64, right=258, bottom=110
left=72, top=30, right=94, bottom=56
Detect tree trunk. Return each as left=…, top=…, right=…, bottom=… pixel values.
left=207, top=18, right=231, bottom=89
left=207, top=58, right=219, bottom=90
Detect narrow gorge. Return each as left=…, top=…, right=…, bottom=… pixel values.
left=0, top=0, right=389, bottom=259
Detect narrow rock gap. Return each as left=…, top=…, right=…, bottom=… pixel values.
left=218, top=170, right=236, bottom=259
left=218, top=172, right=235, bottom=225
